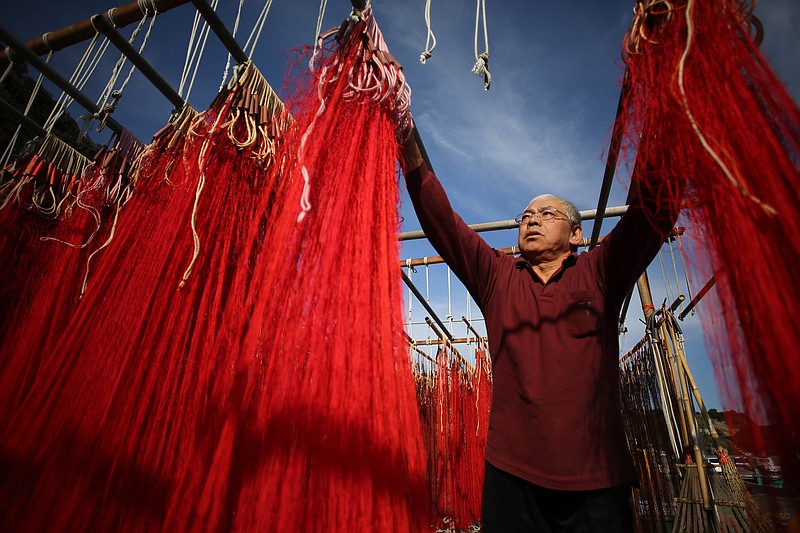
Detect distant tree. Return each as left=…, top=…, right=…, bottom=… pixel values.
left=708, top=408, right=725, bottom=422
left=0, top=63, right=99, bottom=162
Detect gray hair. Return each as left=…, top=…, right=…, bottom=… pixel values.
left=527, top=194, right=582, bottom=226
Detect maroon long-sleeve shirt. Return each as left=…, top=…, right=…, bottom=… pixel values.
left=405, top=161, right=673, bottom=490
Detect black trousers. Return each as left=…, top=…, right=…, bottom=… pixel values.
left=481, top=461, right=634, bottom=533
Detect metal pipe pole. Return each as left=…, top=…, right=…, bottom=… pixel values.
left=399, top=206, right=629, bottom=241
left=413, top=336, right=487, bottom=347
left=400, top=235, right=613, bottom=267
left=0, top=26, right=123, bottom=135
left=424, top=317, right=472, bottom=369
left=190, top=0, right=248, bottom=65
left=90, top=15, right=185, bottom=109
left=678, top=272, right=719, bottom=321
left=0, top=97, right=47, bottom=137
left=588, top=72, right=630, bottom=250
left=401, top=269, right=454, bottom=342
left=0, top=0, right=191, bottom=68
left=404, top=122, right=628, bottom=243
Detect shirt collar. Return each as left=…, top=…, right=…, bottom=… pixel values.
left=516, top=252, right=579, bottom=283
left=516, top=251, right=578, bottom=269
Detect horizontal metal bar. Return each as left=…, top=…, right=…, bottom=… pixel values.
left=399, top=205, right=629, bottom=241
left=0, top=0, right=191, bottom=68
left=679, top=272, right=720, bottom=320
left=411, top=336, right=486, bottom=346
left=0, top=25, right=122, bottom=134
left=0, top=0, right=189, bottom=68
left=400, top=236, right=611, bottom=268
left=91, top=15, right=184, bottom=109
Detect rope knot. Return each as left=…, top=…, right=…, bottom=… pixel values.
left=419, top=50, right=432, bottom=64
left=472, top=51, right=491, bottom=91
left=349, top=0, right=370, bottom=22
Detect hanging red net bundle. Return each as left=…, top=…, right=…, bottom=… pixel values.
left=163, top=7, right=431, bottom=531
left=619, top=0, right=800, bottom=486
left=414, top=346, right=492, bottom=530
left=0, top=129, right=144, bottom=416
left=0, top=64, right=293, bottom=530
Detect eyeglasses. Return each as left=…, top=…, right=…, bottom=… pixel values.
left=515, top=207, right=570, bottom=226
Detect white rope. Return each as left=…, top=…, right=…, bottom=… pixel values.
left=658, top=249, right=676, bottom=307
left=474, top=0, right=488, bottom=59
left=312, top=0, right=328, bottom=57
left=0, top=50, right=53, bottom=160
left=446, top=265, right=453, bottom=322
left=406, top=259, right=414, bottom=323
left=424, top=257, right=432, bottom=361
left=182, top=0, right=218, bottom=100
left=472, top=0, right=491, bottom=90
left=179, top=4, right=204, bottom=96
left=243, top=0, right=275, bottom=59
left=667, top=239, right=683, bottom=309
left=96, top=15, right=149, bottom=109
left=45, top=33, right=108, bottom=131
left=675, top=233, right=695, bottom=314
left=420, top=0, right=436, bottom=64
left=115, top=11, right=159, bottom=96
left=296, top=63, right=328, bottom=223
left=219, top=0, right=245, bottom=90
left=1, top=52, right=51, bottom=167
left=424, top=257, right=430, bottom=306
left=0, top=62, right=13, bottom=85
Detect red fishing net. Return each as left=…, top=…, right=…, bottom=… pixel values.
left=165, top=9, right=430, bottom=530
left=1, top=6, right=432, bottom=532
left=0, top=131, right=141, bottom=422
left=0, top=71, right=292, bottom=529
left=415, top=347, right=492, bottom=529
left=620, top=0, right=800, bottom=487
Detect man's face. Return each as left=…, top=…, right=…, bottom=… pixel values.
left=517, top=199, right=583, bottom=262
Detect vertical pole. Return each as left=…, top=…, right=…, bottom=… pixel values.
left=589, top=72, right=629, bottom=250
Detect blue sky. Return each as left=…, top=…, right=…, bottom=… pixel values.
left=4, top=0, right=800, bottom=409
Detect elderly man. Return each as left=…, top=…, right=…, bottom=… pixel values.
left=401, top=135, right=676, bottom=532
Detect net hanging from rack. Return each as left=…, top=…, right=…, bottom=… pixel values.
left=1, top=5, right=434, bottom=532
left=164, top=7, right=431, bottom=531
left=619, top=337, right=680, bottom=531
left=414, top=346, right=492, bottom=530
left=0, top=129, right=144, bottom=411
left=0, top=60, right=293, bottom=530
left=619, top=0, right=800, bottom=486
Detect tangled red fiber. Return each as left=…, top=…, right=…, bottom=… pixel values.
left=164, top=10, right=431, bottom=530
left=0, top=132, right=142, bottom=420
left=0, top=83, right=292, bottom=529
left=620, top=0, right=800, bottom=486
left=1, top=7, right=431, bottom=532
left=415, top=347, right=492, bottom=530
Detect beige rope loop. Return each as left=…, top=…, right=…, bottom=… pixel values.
left=4, top=47, right=21, bottom=64
left=226, top=109, right=258, bottom=148
left=625, top=0, right=676, bottom=56
left=41, top=32, right=54, bottom=51
left=107, top=8, right=119, bottom=27
left=137, top=0, right=152, bottom=17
